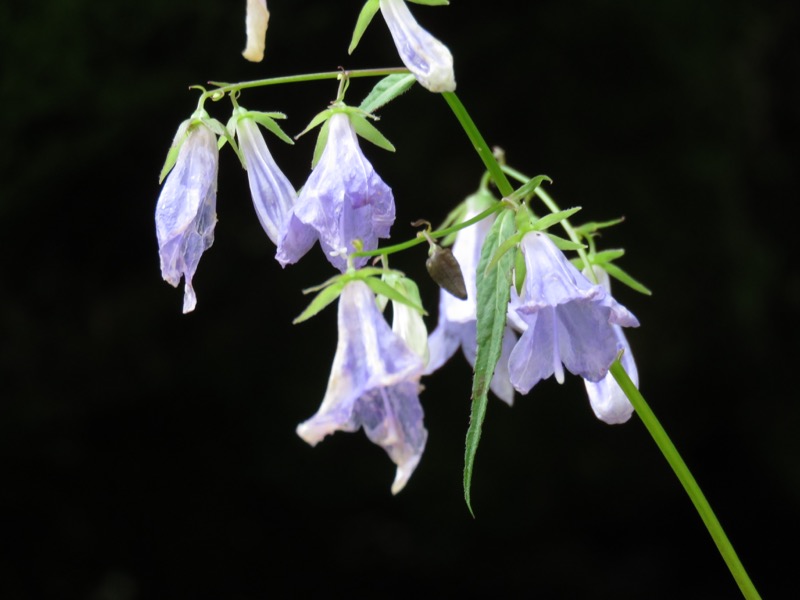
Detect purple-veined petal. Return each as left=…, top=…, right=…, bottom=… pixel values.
left=379, top=0, right=456, bottom=93
left=236, top=117, right=295, bottom=246
left=296, top=280, right=427, bottom=493
left=277, top=113, right=395, bottom=272
left=155, top=123, right=218, bottom=313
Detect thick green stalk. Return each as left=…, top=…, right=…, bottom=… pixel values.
left=610, top=361, right=761, bottom=600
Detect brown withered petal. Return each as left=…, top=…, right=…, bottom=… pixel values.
left=426, top=246, right=468, bottom=300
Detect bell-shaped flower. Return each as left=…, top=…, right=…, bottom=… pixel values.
left=379, top=0, right=456, bottom=93
left=276, top=113, right=395, bottom=272
left=155, top=121, right=218, bottom=313
left=426, top=195, right=517, bottom=404
left=296, top=280, right=428, bottom=494
left=235, top=115, right=295, bottom=246
left=582, top=266, right=639, bottom=424
left=508, top=232, right=639, bottom=394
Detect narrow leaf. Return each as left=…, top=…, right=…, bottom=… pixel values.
left=546, top=233, right=586, bottom=251
left=359, top=73, right=417, bottom=114
left=293, top=281, right=346, bottom=324
left=350, top=114, right=396, bottom=152
left=533, top=206, right=582, bottom=231
left=508, top=174, right=552, bottom=203
left=602, top=262, right=653, bottom=296
left=349, top=0, right=381, bottom=54
left=464, top=209, right=515, bottom=516
left=364, top=278, right=427, bottom=315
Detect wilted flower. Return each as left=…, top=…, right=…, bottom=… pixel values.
left=582, top=266, right=638, bottom=424
left=508, top=231, right=639, bottom=394
left=276, top=113, right=395, bottom=272
left=379, top=0, right=456, bottom=93
left=426, top=195, right=517, bottom=404
left=242, top=0, right=269, bottom=62
left=296, top=280, right=427, bottom=494
left=155, top=121, right=218, bottom=313
left=235, top=115, right=295, bottom=246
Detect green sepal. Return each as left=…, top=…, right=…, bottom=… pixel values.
left=546, top=233, right=586, bottom=251
left=364, top=277, right=427, bottom=315
left=310, top=119, right=331, bottom=169
left=532, top=206, right=582, bottom=231
left=359, top=73, right=417, bottom=114
left=514, top=247, right=526, bottom=296
left=464, top=208, right=515, bottom=516
left=602, top=262, right=653, bottom=296
left=293, top=280, right=347, bottom=324
left=349, top=0, right=381, bottom=54
left=574, top=216, right=625, bottom=236
left=203, top=115, right=245, bottom=169
left=407, top=0, right=450, bottom=5
left=593, top=248, right=625, bottom=263
left=243, top=111, right=294, bottom=145
left=158, top=119, right=191, bottom=184
left=507, top=174, right=553, bottom=203
left=514, top=201, right=534, bottom=232
left=350, top=113, right=396, bottom=152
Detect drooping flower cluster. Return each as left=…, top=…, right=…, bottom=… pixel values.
left=296, top=280, right=428, bottom=494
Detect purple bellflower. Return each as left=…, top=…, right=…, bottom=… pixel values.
left=508, top=231, right=640, bottom=395
left=235, top=115, right=295, bottom=246
left=155, top=121, right=218, bottom=313
left=276, top=113, right=395, bottom=272
left=426, top=196, right=517, bottom=404
left=582, top=266, right=638, bottom=424
left=379, top=0, right=456, bottom=93
left=296, top=280, right=428, bottom=494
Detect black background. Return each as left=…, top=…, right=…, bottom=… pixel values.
left=2, top=1, right=798, bottom=598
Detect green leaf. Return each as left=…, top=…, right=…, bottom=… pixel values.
left=546, top=233, right=586, bottom=251
left=349, top=0, right=381, bottom=54
left=533, top=206, right=582, bottom=231
left=350, top=114, right=396, bottom=152
left=359, top=73, right=417, bottom=114
left=507, top=174, right=552, bottom=203
left=293, top=280, right=346, bottom=324
left=407, top=0, right=450, bottom=5
left=464, top=208, right=515, bottom=516
left=602, top=262, right=653, bottom=296
left=364, top=277, right=427, bottom=315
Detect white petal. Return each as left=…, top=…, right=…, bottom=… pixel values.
left=242, top=0, right=269, bottom=62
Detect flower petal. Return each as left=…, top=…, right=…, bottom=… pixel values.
left=379, top=0, right=456, bottom=93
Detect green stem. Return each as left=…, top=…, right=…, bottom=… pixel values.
left=353, top=202, right=505, bottom=258
left=441, top=93, right=515, bottom=198
left=610, top=361, right=761, bottom=600
left=203, top=67, right=410, bottom=99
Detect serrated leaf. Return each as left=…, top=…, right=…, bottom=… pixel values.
left=293, top=280, right=346, bottom=324
left=533, top=206, right=582, bottom=231
left=350, top=114, right=396, bottom=152
left=364, top=278, right=427, bottom=315
left=349, top=0, right=381, bottom=54
left=359, top=73, right=417, bottom=114
left=508, top=174, right=552, bottom=203
left=546, top=233, right=585, bottom=251
left=464, top=208, right=515, bottom=516
left=602, top=262, right=652, bottom=296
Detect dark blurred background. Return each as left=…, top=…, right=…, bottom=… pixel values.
left=2, top=0, right=798, bottom=598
